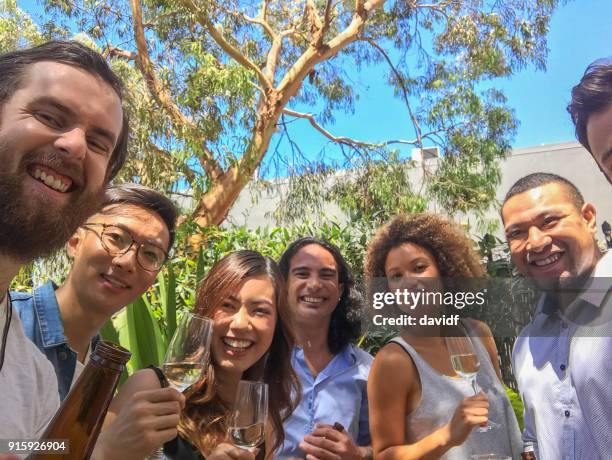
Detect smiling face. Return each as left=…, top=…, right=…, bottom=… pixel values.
left=586, top=103, right=612, bottom=184
left=286, top=244, right=344, bottom=327
left=384, top=242, right=443, bottom=313
left=0, top=61, right=124, bottom=262
left=384, top=243, right=442, bottom=291
left=211, top=275, right=278, bottom=377
left=65, top=204, right=170, bottom=319
left=502, top=182, right=598, bottom=290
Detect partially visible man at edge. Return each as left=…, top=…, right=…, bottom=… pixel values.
left=568, top=58, right=612, bottom=184
left=0, top=41, right=183, bottom=458
left=501, top=172, right=611, bottom=459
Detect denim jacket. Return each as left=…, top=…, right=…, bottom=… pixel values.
left=11, top=281, right=98, bottom=401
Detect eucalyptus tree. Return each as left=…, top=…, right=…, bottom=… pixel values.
left=3, top=0, right=564, bottom=238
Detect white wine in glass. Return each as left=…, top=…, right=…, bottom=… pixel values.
left=228, top=381, right=268, bottom=449
left=450, top=353, right=480, bottom=381
left=162, top=361, right=207, bottom=392
left=228, top=423, right=266, bottom=449
left=162, top=312, right=213, bottom=391
left=446, top=331, right=498, bottom=432
left=147, top=312, right=213, bottom=460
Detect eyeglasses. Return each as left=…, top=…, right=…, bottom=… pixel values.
left=81, top=223, right=168, bottom=272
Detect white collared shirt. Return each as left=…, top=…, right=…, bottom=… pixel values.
left=512, top=251, right=612, bottom=459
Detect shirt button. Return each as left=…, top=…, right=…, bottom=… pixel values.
left=560, top=364, right=566, bottom=371
left=58, top=351, right=68, bottom=360
left=564, top=410, right=570, bottom=418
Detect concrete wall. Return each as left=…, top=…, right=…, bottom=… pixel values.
left=226, top=141, right=612, bottom=242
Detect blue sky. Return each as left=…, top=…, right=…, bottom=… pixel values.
left=498, top=0, right=612, bottom=148
left=279, top=0, right=612, bottom=162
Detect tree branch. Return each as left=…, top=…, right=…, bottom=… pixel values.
left=259, top=0, right=270, bottom=22
left=359, top=36, right=423, bottom=146
left=179, top=0, right=272, bottom=92
left=276, top=2, right=373, bottom=107
left=242, top=12, right=276, bottom=40
left=215, top=3, right=277, bottom=40
left=105, top=45, right=136, bottom=61
left=145, top=140, right=197, bottom=183
left=143, top=10, right=184, bottom=28
left=129, top=0, right=223, bottom=180
left=315, top=0, right=334, bottom=48
left=282, top=108, right=422, bottom=148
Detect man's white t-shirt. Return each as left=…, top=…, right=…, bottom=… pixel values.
left=71, top=345, right=91, bottom=387
left=0, top=294, right=60, bottom=439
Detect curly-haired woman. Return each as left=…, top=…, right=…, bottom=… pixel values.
left=276, top=237, right=373, bottom=460
left=97, top=250, right=300, bottom=460
left=365, top=214, right=521, bottom=459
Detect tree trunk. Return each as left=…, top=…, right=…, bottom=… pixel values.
left=188, top=93, right=282, bottom=248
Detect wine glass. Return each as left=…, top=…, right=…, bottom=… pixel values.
left=148, top=312, right=213, bottom=459
left=445, top=331, right=498, bottom=432
left=228, top=380, right=268, bottom=450
left=162, top=311, right=214, bottom=391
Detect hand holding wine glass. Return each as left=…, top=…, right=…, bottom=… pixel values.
left=147, top=312, right=213, bottom=460
left=445, top=331, right=498, bottom=432
left=228, top=380, right=268, bottom=450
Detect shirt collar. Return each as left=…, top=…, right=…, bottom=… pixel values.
left=578, top=250, right=611, bottom=307
left=537, top=250, right=611, bottom=316
left=33, top=281, right=68, bottom=348
left=293, top=343, right=356, bottom=362
left=293, top=344, right=357, bottom=379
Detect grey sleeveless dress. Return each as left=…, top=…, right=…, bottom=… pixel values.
left=390, top=325, right=522, bottom=459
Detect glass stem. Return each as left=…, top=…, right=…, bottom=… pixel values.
left=471, top=377, right=478, bottom=395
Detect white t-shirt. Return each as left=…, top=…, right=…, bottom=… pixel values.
left=71, top=345, right=91, bottom=387
left=0, top=295, right=60, bottom=440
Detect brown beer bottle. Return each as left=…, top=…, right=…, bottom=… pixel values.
left=30, top=341, right=130, bottom=460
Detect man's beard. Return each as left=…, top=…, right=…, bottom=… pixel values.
left=0, top=156, right=103, bottom=264
left=535, top=267, right=593, bottom=302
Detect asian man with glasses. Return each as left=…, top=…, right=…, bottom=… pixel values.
left=12, top=183, right=177, bottom=401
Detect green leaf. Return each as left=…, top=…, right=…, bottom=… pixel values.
left=164, top=264, right=177, bottom=342
left=99, top=318, right=119, bottom=343
left=196, top=247, right=206, bottom=284
left=125, top=296, right=166, bottom=370
left=99, top=319, right=129, bottom=388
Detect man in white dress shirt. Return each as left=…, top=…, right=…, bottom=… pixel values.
left=502, top=172, right=611, bottom=459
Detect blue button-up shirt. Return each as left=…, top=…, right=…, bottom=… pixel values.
left=512, top=251, right=612, bottom=460
left=11, top=281, right=98, bottom=401
left=278, top=344, right=373, bottom=459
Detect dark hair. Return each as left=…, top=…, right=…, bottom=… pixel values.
left=502, top=172, right=584, bottom=216
left=278, top=237, right=363, bottom=354
left=181, top=250, right=299, bottom=455
left=365, top=213, right=485, bottom=281
left=568, top=59, right=612, bottom=152
left=99, top=183, right=177, bottom=251
left=0, top=40, right=129, bottom=181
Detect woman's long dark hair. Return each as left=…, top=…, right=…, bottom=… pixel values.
left=278, top=237, right=363, bottom=354
left=178, top=250, right=300, bottom=455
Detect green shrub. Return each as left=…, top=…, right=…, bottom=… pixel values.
left=505, top=385, right=525, bottom=431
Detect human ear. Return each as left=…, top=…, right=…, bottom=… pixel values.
left=581, top=202, right=597, bottom=234
left=66, top=228, right=85, bottom=258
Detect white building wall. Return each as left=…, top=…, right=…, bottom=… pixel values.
left=226, top=141, right=612, bottom=242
